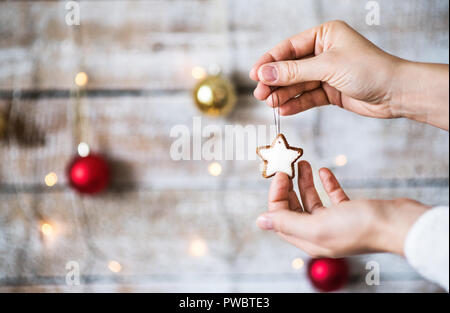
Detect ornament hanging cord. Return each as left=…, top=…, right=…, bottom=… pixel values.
left=271, top=91, right=281, bottom=135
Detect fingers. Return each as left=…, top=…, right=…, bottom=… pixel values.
left=258, top=172, right=299, bottom=230
left=250, top=26, right=320, bottom=81
left=268, top=172, right=291, bottom=212
left=279, top=88, right=329, bottom=116
left=256, top=209, right=317, bottom=240
left=250, top=53, right=277, bottom=82
left=278, top=233, right=332, bottom=258
left=257, top=53, right=332, bottom=86
left=298, top=161, right=323, bottom=213
left=286, top=178, right=303, bottom=212
left=287, top=177, right=303, bottom=211
left=256, top=83, right=328, bottom=115
left=253, top=81, right=272, bottom=101
left=319, top=168, right=350, bottom=205
left=266, top=81, right=321, bottom=107
left=289, top=191, right=302, bottom=212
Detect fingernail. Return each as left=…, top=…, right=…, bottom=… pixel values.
left=256, top=215, right=273, bottom=230
left=260, top=65, right=278, bottom=82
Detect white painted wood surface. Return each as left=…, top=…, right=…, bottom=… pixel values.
left=0, top=0, right=448, bottom=292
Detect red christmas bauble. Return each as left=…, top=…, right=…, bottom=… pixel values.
left=67, top=154, right=110, bottom=194
left=307, top=258, right=349, bottom=292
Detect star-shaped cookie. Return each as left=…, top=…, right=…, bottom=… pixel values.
left=256, top=133, right=303, bottom=179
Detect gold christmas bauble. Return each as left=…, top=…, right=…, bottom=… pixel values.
left=193, top=75, right=236, bottom=116
left=0, top=112, right=7, bottom=139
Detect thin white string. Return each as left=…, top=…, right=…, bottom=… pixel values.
left=271, top=91, right=280, bottom=135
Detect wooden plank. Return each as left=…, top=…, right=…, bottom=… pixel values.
left=0, top=279, right=445, bottom=293
left=0, top=96, right=448, bottom=187
left=0, top=189, right=446, bottom=292
left=0, top=0, right=448, bottom=89
left=0, top=0, right=231, bottom=90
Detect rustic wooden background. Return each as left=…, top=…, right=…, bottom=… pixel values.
left=0, top=0, right=448, bottom=292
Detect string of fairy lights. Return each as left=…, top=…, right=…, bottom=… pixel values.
left=35, top=67, right=230, bottom=275
left=32, top=65, right=351, bottom=281
left=1, top=0, right=347, bottom=282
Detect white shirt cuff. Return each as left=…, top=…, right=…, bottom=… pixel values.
left=404, top=206, right=449, bottom=292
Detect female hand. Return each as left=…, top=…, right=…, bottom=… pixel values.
left=250, top=20, right=449, bottom=130
left=256, top=161, right=429, bottom=258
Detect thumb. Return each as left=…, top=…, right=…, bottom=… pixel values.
left=257, top=209, right=317, bottom=240
left=257, top=53, right=332, bottom=86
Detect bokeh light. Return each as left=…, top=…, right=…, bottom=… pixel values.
left=291, top=258, right=305, bottom=270
left=334, top=154, right=348, bottom=167
left=108, top=260, right=122, bottom=273
left=188, top=238, right=208, bottom=257
left=41, top=223, right=54, bottom=236
left=208, top=162, right=222, bottom=176
left=191, top=66, right=207, bottom=80
left=196, top=85, right=214, bottom=105
left=77, top=142, right=90, bottom=157
left=44, top=172, right=58, bottom=187
left=208, top=64, right=221, bottom=76
left=75, top=72, right=88, bottom=87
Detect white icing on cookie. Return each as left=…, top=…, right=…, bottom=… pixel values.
left=256, top=133, right=303, bottom=179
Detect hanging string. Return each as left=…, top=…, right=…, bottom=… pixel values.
left=70, top=24, right=90, bottom=155
left=271, top=91, right=280, bottom=135
left=72, top=86, right=87, bottom=146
